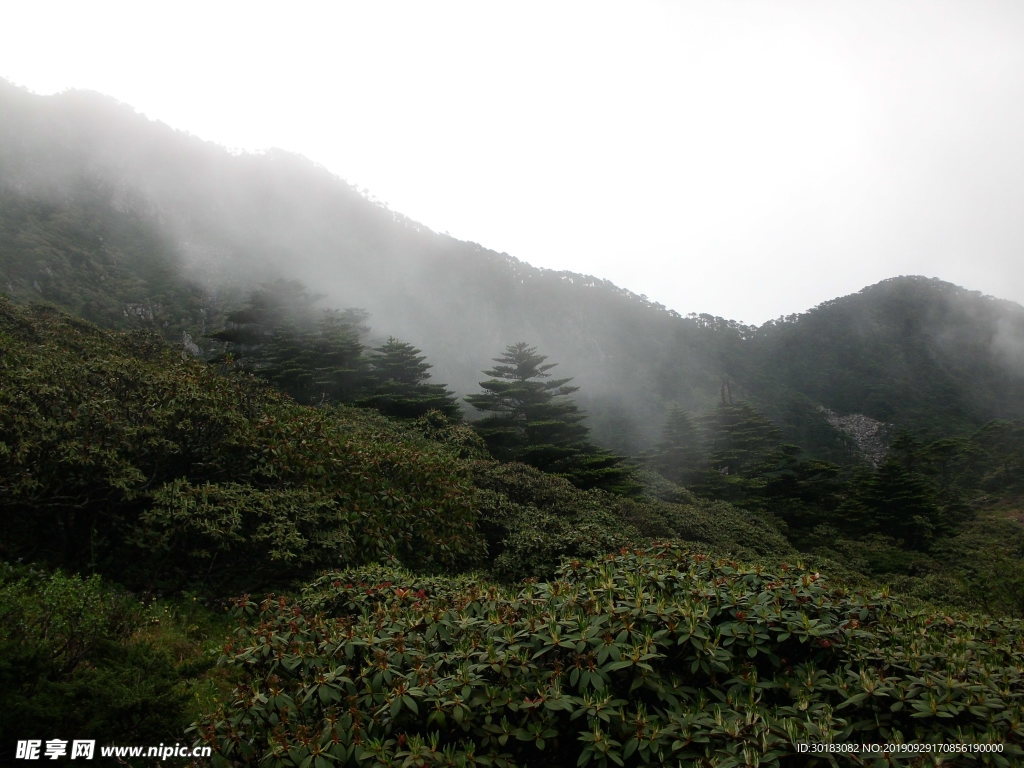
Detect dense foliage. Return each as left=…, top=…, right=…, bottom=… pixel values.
left=3, top=82, right=1024, bottom=766
left=0, top=186, right=218, bottom=338
left=360, top=337, right=462, bottom=421
left=749, top=277, right=1024, bottom=439
left=195, top=547, right=1024, bottom=767
left=0, top=298, right=483, bottom=592
left=470, top=460, right=794, bottom=582
left=0, top=565, right=191, bottom=761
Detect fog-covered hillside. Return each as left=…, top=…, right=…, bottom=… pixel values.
left=3, top=79, right=1024, bottom=459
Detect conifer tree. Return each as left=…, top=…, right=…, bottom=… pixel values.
left=853, top=458, right=942, bottom=549
left=650, top=406, right=703, bottom=485
left=306, top=310, right=366, bottom=404
left=360, top=337, right=461, bottom=420
left=210, top=283, right=367, bottom=405
left=841, top=432, right=952, bottom=550
left=467, top=342, right=636, bottom=493
left=699, top=400, right=781, bottom=476
left=210, top=281, right=309, bottom=355
left=690, top=400, right=781, bottom=502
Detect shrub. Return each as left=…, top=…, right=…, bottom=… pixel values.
left=471, top=461, right=795, bottom=582
left=0, top=564, right=189, bottom=758
left=194, top=547, right=1023, bottom=766
left=0, top=300, right=484, bottom=592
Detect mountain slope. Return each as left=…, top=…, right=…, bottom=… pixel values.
left=0, top=296, right=795, bottom=590
left=0, top=80, right=731, bottom=451
left=2, top=80, right=1023, bottom=458
left=747, top=276, right=1024, bottom=436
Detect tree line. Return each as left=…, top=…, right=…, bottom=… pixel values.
left=211, top=283, right=636, bottom=493
left=214, top=282, right=1024, bottom=570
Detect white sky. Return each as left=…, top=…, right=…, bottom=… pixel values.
left=3, top=0, right=1024, bottom=323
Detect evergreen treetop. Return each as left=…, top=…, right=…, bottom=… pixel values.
left=360, top=337, right=461, bottom=420
left=650, top=405, right=703, bottom=485
left=467, top=342, right=636, bottom=494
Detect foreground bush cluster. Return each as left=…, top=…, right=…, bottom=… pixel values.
left=0, top=565, right=191, bottom=753
left=194, top=547, right=1024, bottom=767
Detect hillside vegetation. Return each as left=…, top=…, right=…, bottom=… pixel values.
left=3, top=299, right=1024, bottom=765
left=196, top=548, right=1024, bottom=767
left=0, top=298, right=789, bottom=593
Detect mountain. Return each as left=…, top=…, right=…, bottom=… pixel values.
left=747, top=276, right=1024, bottom=437
left=2, top=79, right=1023, bottom=460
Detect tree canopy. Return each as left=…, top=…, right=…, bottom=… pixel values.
left=466, top=342, right=637, bottom=494
left=359, top=337, right=461, bottom=420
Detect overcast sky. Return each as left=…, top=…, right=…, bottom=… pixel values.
left=3, top=0, right=1023, bottom=323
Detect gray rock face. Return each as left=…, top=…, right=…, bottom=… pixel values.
left=820, top=408, right=890, bottom=465
left=123, top=303, right=155, bottom=321
left=181, top=331, right=202, bottom=358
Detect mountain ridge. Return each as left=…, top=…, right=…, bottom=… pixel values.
left=2, top=79, right=1023, bottom=458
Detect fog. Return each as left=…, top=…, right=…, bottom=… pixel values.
left=3, top=77, right=1024, bottom=458
left=4, top=1, right=1024, bottom=455
left=3, top=0, right=1024, bottom=324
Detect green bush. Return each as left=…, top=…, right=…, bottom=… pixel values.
left=471, top=461, right=795, bottom=582
left=194, top=547, right=1024, bottom=766
left=0, top=299, right=484, bottom=592
left=0, top=565, right=189, bottom=756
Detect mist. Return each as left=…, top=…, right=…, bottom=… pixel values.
left=5, top=1, right=1024, bottom=326
left=3, top=80, right=1024, bottom=459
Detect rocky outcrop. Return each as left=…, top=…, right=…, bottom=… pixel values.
left=820, top=408, right=890, bottom=465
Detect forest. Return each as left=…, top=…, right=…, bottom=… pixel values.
left=1, top=80, right=1023, bottom=766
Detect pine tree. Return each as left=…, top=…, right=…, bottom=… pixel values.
left=690, top=400, right=781, bottom=503
left=466, top=342, right=636, bottom=493
left=210, top=283, right=367, bottom=405
left=755, top=444, right=844, bottom=530
left=650, top=406, right=703, bottom=485
left=854, top=458, right=942, bottom=550
left=466, top=343, right=583, bottom=462
left=700, top=401, right=781, bottom=476
left=209, top=281, right=309, bottom=357
left=360, top=337, right=461, bottom=420
left=305, top=310, right=366, bottom=404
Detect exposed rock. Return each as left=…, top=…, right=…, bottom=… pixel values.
left=181, top=331, right=201, bottom=358
left=123, top=302, right=155, bottom=321
left=820, top=407, right=890, bottom=465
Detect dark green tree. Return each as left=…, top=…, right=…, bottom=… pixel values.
left=360, top=337, right=461, bottom=420
left=211, top=284, right=367, bottom=405
left=466, top=342, right=636, bottom=494
left=209, top=280, right=311, bottom=352
left=650, top=406, right=703, bottom=485
left=690, top=400, right=781, bottom=502
left=852, top=458, right=943, bottom=550
left=700, top=401, right=782, bottom=476
left=305, top=310, right=366, bottom=404
left=755, top=444, right=844, bottom=531
left=971, top=419, right=1024, bottom=492
left=829, top=432, right=948, bottom=551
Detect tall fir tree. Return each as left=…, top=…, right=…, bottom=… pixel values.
left=650, top=406, right=703, bottom=485
left=699, top=400, right=781, bottom=476
left=850, top=458, right=943, bottom=550
left=466, top=342, right=637, bottom=494
left=690, top=399, right=782, bottom=503
left=305, top=310, right=366, bottom=404
left=210, top=283, right=366, bottom=405
left=360, top=337, right=461, bottom=420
